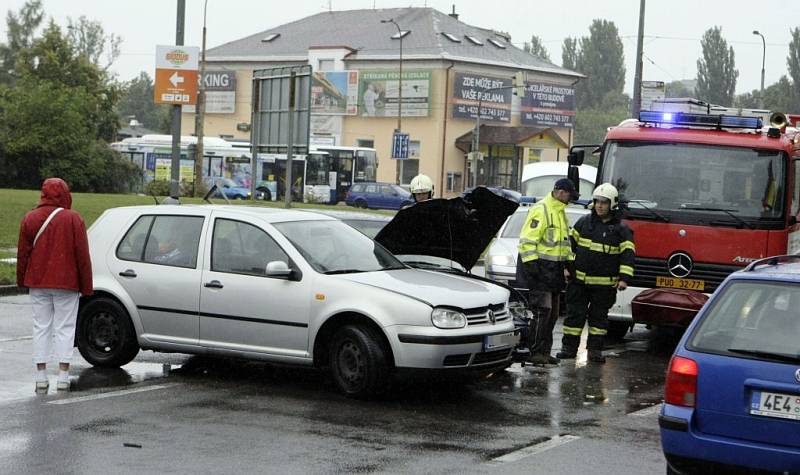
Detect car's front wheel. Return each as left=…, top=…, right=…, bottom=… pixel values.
left=354, top=199, right=367, bottom=209
left=77, top=298, right=139, bottom=368
left=328, top=325, right=390, bottom=399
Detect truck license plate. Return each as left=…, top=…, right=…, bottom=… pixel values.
left=656, top=276, right=705, bottom=291
left=483, top=332, right=516, bottom=351
left=750, top=391, right=800, bottom=421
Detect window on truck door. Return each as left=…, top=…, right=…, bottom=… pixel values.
left=792, top=158, right=800, bottom=216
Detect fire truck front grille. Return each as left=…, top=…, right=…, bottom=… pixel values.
left=629, top=257, right=742, bottom=293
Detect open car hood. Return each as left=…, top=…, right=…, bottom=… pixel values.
left=375, top=187, right=519, bottom=270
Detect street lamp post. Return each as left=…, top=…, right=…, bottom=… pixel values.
left=753, top=30, right=765, bottom=110
left=193, top=0, right=209, bottom=197
left=382, top=18, right=404, bottom=184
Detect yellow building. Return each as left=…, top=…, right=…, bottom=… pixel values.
left=182, top=7, right=581, bottom=197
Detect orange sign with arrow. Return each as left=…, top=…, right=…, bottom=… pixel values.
left=154, top=45, right=199, bottom=105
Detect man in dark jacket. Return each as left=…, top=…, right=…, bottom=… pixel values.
left=557, top=183, right=635, bottom=364
left=17, top=178, right=92, bottom=392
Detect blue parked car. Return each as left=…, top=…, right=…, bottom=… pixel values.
left=206, top=178, right=251, bottom=200
left=345, top=182, right=413, bottom=210
left=660, top=254, right=800, bottom=474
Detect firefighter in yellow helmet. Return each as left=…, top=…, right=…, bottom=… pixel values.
left=557, top=183, right=635, bottom=364
left=409, top=174, right=434, bottom=203
left=517, top=178, right=576, bottom=365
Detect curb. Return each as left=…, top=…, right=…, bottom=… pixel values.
left=0, top=286, right=27, bottom=297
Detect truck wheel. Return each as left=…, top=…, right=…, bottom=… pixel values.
left=329, top=325, right=390, bottom=399
left=77, top=298, right=139, bottom=368
left=607, top=321, right=631, bottom=341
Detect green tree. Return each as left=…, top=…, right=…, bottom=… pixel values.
left=574, top=106, right=629, bottom=145
left=561, top=37, right=578, bottom=70
left=696, top=26, right=738, bottom=106
left=66, top=15, right=121, bottom=70
left=0, top=21, right=137, bottom=190
left=523, top=34, right=550, bottom=62
left=117, top=71, right=169, bottom=131
left=788, top=27, right=800, bottom=107
left=0, top=0, right=43, bottom=85
left=664, top=80, right=692, bottom=98
left=574, top=20, right=625, bottom=109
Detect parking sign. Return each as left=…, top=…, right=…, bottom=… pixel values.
left=392, top=132, right=410, bottom=159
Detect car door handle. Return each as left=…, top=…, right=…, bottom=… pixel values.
left=119, top=269, right=137, bottom=278
left=204, top=280, right=224, bottom=289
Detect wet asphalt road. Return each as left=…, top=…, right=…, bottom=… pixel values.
left=0, top=294, right=678, bottom=474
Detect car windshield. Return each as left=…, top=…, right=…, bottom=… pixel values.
left=688, top=280, right=800, bottom=361
left=603, top=141, right=786, bottom=220
left=341, top=219, right=389, bottom=239
left=273, top=220, right=404, bottom=274
left=522, top=176, right=595, bottom=199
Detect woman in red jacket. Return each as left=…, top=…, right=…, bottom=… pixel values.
left=17, top=178, right=92, bottom=392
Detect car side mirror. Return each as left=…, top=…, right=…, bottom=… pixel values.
left=266, top=261, right=292, bottom=279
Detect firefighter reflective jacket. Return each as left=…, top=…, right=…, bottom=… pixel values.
left=569, top=210, right=635, bottom=286
left=519, top=193, right=573, bottom=264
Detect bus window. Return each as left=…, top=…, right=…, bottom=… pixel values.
left=306, top=153, right=331, bottom=186
left=355, top=150, right=377, bottom=182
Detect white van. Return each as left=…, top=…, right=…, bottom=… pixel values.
left=520, top=162, right=597, bottom=200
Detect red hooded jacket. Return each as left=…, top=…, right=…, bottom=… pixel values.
left=17, top=178, right=93, bottom=296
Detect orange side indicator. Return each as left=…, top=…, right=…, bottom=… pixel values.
left=315, top=293, right=326, bottom=301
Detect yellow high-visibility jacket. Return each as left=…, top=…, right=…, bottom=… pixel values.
left=518, top=193, right=574, bottom=264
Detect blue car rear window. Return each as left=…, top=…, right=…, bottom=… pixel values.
left=688, top=280, right=800, bottom=360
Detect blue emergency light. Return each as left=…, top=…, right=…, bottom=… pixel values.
left=639, top=110, right=762, bottom=130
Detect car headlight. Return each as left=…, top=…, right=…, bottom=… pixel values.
left=508, top=301, right=533, bottom=320
left=431, top=307, right=467, bottom=329
left=488, top=254, right=514, bottom=266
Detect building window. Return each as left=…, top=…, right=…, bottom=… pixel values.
left=447, top=172, right=463, bottom=192
left=357, top=139, right=374, bottom=148
left=397, top=159, right=419, bottom=185
left=318, top=59, right=334, bottom=72
left=408, top=140, right=420, bottom=158
left=527, top=148, right=542, bottom=164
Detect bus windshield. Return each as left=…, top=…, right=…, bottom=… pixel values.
left=355, top=150, right=377, bottom=182
left=602, top=141, right=786, bottom=220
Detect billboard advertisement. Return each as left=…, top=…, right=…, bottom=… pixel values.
left=451, top=72, right=512, bottom=123
left=184, top=70, right=237, bottom=114
left=520, top=81, right=576, bottom=128
left=311, top=71, right=359, bottom=115
left=357, top=70, right=431, bottom=117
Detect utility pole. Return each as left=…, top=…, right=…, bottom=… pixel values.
left=753, top=30, right=766, bottom=109
left=168, top=0, right=186, bottom=201
left=193, top=0, right=208, bottom=197
left=284, top=71, right=296, bottom=209
left=381, top=18, right=404, bottom=184
left=631, top=0, right=646, bottom=118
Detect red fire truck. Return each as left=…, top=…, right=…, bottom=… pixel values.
left=567, top=101, right=800, bottom=329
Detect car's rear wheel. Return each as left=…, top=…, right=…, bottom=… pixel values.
left=607, top=321, right=631, bottom=341
left=328, top=325, right=389, bottom=399
left=77, top=298, right=139, bottom=368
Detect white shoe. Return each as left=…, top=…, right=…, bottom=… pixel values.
left=35, top=379, right=49, bottom=393
left=56, top=378, right=70, bottom=391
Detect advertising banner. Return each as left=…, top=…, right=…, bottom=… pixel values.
left=520, top=81, right=576, bottom=128
left=185, top=70, right=237, bottom=114
left=311, top=71, right=359, bottom=115
left=357, top=70, right=431, bottom=117
left=451, top=72, right=513, bottom=122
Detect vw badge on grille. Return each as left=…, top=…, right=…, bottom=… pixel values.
left=667, top=252, right=693, bottom=278
left=487, top=309, right=496, bottom=324
left=795, top=368, right=800, bottom=383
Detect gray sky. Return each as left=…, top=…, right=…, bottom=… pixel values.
left=3, top=0, right=800, bottom=97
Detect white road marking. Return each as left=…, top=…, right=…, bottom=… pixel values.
left=0, top=336, right=33, bottom=342
left=629, top=403, right=662, bottom=417
left=47, top=384, right=175, bottom=405
left=491, top=434, right=581, bottom=463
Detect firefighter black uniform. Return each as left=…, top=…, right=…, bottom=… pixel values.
left=558, top=186, right=635, bottom=363
left=518, top=179, right=577, bottom=364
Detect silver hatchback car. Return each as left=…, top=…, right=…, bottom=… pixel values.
left=77, top=205, right=514, bottom=398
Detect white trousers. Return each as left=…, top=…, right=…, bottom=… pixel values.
left=30, top=288, right=80, bottom=365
